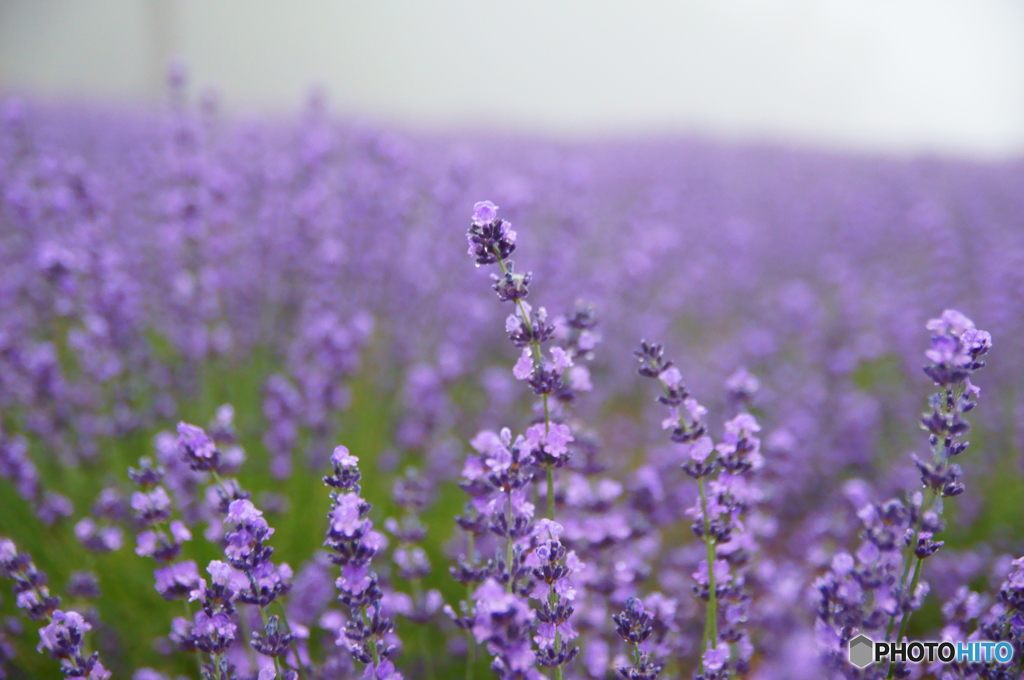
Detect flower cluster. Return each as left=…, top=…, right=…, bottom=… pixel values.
left=636, top=342, right=763, bottom=679
left=527, top=520, right=583, bottom=670
left=384, top=466, right=443, bottom=678
left=0, top=538, right=110, bottom=679
left=612, top=597, right=664, bottom=680
left=323, top=445, right=403, bottom=680
left=815, top=310, right=992, bottom=679
left=128, top=455, right=193, bottom=564
left=950, top=557, right=1024, bottom=679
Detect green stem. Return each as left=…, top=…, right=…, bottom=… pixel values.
left=411, top=578, right=436, bottom=680
left=547, top=585, right=563, bottom=680
left=505, top=488, right=515, bottom=593
left=698, top=477, right=719, bottom=669
left=494, top=249, right=552, bottom=437
left=273, top=600, right=308, bottom=680
left=210, top=469, right=228, bottom=494
left=363, top=601, right=381, bottom=670
left=886, top=556, right=925, bottom=679
left=547, top=466, right=555, bottom=520
left=884, top=387, right=957, bottom=643
left=257, top=604, right=283, bottom=677
left=465, top=579, right=478, bottom=680
left=465, top=535, right=477, bottom=680
left=884, top=385, right=965, bottom=676
left=493, top=245, right=565, bottom=678
left=884, top=488, right=937, bottom=643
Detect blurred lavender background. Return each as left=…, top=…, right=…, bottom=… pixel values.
left=1, top=3, right=1024, bottom=680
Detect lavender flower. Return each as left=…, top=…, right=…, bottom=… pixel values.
left=177, top=422, right=221, bottom=472
left=814, top=310, right=992, bottom=680
left=66, top=571, right=101, bottom=600
left=461, top=201, right=598, bottom=680
left=612, top=597, right=664, bottom=680
left=154, top=561, right=202, bottom=601
left=74, top=518, right=123, bottom=553
left=37, top=609, right=111, bottom=679
left=127, top=456, right=192, bottom=563
left=526, top=520, right=582, bottom=670
left=0, top=538, right=110, bottom=679
left=5, top=87, right=1024, bottom=680
left=886, top=312, right=991, bottom=648
left=470, top=578, right=540, bottom=680
left=636, top=342, right=763, bottom=678
left=323, top=445, right=403, bottom=679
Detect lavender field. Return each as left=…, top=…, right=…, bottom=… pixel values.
left=1, top=86, right=1024, bottom=680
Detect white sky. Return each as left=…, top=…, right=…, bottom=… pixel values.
left=2, top=0, right=1024, bottom=158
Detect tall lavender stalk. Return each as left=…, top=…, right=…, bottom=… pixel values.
left=882, top=310, right=990, bottom=676
left=177, top=421, right=302, bottom=680
left=461, top=201, right=584, bottom=680
left=322, top=445, right=403, bottom=680
left=387, top=467, right=442, bottom=680
left=635, top=342, right=762, bottom=679
left=947, top=556, right=1024, bottom=679
left=813, top=309, right=992, bottom=680
left=466, top=200, right=573, bottom=521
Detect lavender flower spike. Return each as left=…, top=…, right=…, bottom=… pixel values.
left=323, top=445, right=403, bottom=680
left=884, top=310, right=991, bottom=661
left=612, top=597, right=664, bottom=680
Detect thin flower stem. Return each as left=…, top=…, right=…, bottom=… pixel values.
left=698, top=477, right=719, bottom=667
left=547, top=466, right=555, bottom=520
left=886, top=555, right=925, bottom=679
left=209, top=469, right=228, bottom=494
left=548, top=586, right=563, bottom=680
left=272, top=600, right=308, bottom=680
left=257, top=603, right=283, bottom=677
left=884, top=487, right=937, bottom=644
left=505, top=487, right=515, bottom=594
left=359, top=600, right=382, bottom=671
left=494, top=250, right=552, bottom=436
left=411, top=577, right=436, bottom=680
left=465, top=618, right=477, bottom=680
left=884, top=383, right=967, bottom=678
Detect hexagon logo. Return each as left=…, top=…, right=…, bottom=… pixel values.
left=849, top=634, right=874, bottom=668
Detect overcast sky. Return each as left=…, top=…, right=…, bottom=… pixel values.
left=2, top=0, right=1024, bottom=158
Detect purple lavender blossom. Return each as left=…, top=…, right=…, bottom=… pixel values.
left=612, top=597, right=664, bottom=680
left=0, top=537, right=60, bottom=620
left=526, top=519, right=582, bottom=670
left=323, top=446, right=403, bottom=679
left=154, top=560, right=202, bottom=601
left=37, top=609, right=111, bottom=679
left=470, top=578, right=540, bottom=680
left=74, top=518, right=123, bottom=553
left=65, top=571, right=101, bottom=600
left=177, top=421, right=221, bottom=472
left=0, top=539, right=110, bottom=678
left=636, top=342, right=763, bottom=678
